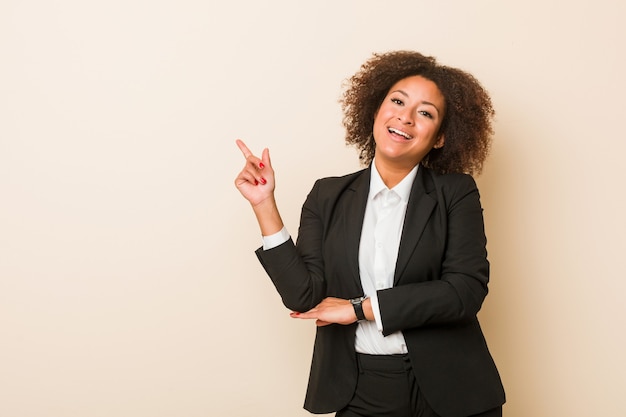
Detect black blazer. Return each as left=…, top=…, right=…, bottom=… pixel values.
left=256, top=165, right=505, bottom=417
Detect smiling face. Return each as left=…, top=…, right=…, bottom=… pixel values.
left=372, top=75, right=446, bottom=171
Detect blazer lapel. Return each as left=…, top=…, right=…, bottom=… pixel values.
left=394, top=167, right=437, bottom=284
left=343, top=167, right=371, bottom=291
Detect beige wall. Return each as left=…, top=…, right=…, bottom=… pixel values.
left=1, top=1, right=625, bottom=416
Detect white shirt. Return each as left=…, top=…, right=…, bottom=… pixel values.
left=262, top=161, right=419, bottom=355
left=355, top=162, right=416, bottom=354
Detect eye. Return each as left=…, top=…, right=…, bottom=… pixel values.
left=391, top=98, right=404, bottom=106
left=419, top=110, right=433, bottom=119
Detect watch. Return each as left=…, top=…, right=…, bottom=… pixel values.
left=350, top=296, right=367, bottom=321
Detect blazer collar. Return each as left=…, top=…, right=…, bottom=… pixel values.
left=394, top=166, right=437, bottom=284
left=343, top=166, right=371, bottom=291
left=342, top=165, right=438, bottom=289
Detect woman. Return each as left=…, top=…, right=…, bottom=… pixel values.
left=234, top=51, right=505, bottom=417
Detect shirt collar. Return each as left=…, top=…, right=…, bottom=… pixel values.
left=369, top=159, right=419, bottom=204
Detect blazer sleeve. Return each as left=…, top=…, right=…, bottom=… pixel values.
left=255, top=180, right=327, bottom=313
left=377, top=174, right=490, bottom=335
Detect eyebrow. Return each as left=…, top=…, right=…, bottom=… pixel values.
left=391, top=89, right=442, bottom=114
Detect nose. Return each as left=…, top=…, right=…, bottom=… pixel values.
left=397, top=108, right=414, bottom=125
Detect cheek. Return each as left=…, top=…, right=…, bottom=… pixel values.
left=373, top=107, right=391, bottom=128
left=372, top=114, right=385, bottom=134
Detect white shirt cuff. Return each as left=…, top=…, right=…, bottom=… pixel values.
left=369, top=292, right=384, bottom=332
left=262, top=226, right=291, bottom=250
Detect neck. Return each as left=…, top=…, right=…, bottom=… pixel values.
left=374, top=158, right=417, bottom=189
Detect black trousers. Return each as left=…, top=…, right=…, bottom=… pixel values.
left=336, top=353, right=502, bottom=417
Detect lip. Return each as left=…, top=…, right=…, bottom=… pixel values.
left=387, top=126, right=413, bottom=140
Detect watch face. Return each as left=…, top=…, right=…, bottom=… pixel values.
left=350, top=297, right=364, bottom=305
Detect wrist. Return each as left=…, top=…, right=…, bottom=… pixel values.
left=361, top=297, right=374, bottom=321
left=252, top=197, right=284, bottom=236
left=350, top=296, right=368, bottom=321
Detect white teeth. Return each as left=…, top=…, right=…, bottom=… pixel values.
left=388, top=127, right=412, bottom=139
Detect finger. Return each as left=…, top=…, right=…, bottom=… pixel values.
left=261, top=147, right=271, bottom=168
left=235, top=169, right=259, bottom=187
left=235, top=139, right=253, bottom=159
left=290, top=311, right=316, bottom=320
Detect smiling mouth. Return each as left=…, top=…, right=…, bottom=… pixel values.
left=388, top=127, right=413, bottom=140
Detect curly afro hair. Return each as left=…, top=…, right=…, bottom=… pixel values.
left=341, top=50, right=494, bottom=175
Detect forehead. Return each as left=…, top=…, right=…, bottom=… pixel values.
left=388, top=75, right=444, bottom=104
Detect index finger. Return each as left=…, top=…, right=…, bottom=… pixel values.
left=235, top=139, right=252, bottom=159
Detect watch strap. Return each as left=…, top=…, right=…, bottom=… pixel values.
left=350, top=296, right=367, bottom=321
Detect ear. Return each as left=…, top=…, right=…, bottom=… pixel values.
left=433, top=134, right=445, bottom=149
